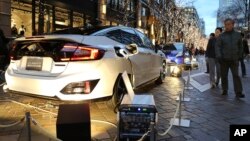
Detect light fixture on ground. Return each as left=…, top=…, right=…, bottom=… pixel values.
left=170, top=65, right=182, bottom=77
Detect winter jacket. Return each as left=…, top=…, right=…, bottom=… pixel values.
left=215, top=30, right=243, bottom=61
left=205, top=37, right=216, bottom=58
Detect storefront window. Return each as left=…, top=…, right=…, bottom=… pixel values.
left=11, top=0, right=92, bottom=36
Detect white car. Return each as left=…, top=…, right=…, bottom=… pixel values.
left=5, top=26, right=165, bottom=104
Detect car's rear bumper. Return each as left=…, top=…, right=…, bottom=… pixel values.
left=5, top=69, right=112, bottom=101
left=4, top=58, right=131, bottom=101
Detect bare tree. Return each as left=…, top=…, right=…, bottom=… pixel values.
left=217, top=0, right=247, bottom=28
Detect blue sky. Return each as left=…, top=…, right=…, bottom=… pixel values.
left=194, top=0, right=219, bottom=36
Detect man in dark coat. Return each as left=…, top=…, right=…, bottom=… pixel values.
left=0, top=28, right=9, bottom=70
left=215, top=18, right=244, bottom=98
left=240, top=33, right=250, bottom=77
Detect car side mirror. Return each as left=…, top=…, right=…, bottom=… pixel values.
left=125, top=43, right=138, bottom=55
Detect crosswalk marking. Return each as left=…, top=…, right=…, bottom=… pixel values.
left=183, top=72, right=211, bottom=92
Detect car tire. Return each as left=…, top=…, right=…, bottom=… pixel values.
left=111, top=75, right=127, bottom=112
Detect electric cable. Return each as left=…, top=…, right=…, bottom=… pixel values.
left=91, top=119, right=117, bottom=129
left=137, top=130, right=151, bottom=141
left=30, top=117, right=62, bottom=141
left=0, top=117, right=25, bottom=128
left=10, top=100, right=57, bottom=116
left=157, top=93, right=181, bottom=136
left=2, top=99, right=118, bottom=140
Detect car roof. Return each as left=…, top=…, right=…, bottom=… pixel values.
left=50, top=25, right=140, bottom=36
left=50, top=26, right=113, bottom=35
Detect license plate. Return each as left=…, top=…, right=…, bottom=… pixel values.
left=26, top=58, right=43, bottom=71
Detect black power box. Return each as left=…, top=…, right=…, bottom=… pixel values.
left=118, top=104, right=157, bottom=141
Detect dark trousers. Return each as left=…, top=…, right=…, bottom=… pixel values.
left=239, top=59, right=246, bottom=76
left=220, top=60, right=242, bottom=94
left=0, top=56, right=6, bottom=70
left=206, top=60, right=209, bottom=72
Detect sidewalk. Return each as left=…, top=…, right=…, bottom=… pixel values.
left=0, top=57, right=250, bottom=141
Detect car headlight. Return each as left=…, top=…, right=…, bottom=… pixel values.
left=184, top=57, right=190, bottom=63
left=173, top=66, right=181, bottom=74
left=170, top=66, right=182, bottom=76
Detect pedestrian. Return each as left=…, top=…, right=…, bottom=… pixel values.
left=205, top=33, right=215, bottom=73
left=18, top=24, right=25, bottom=36
left=215, top=18, right=244, bottom=98
left=155, top=40, right=161, bottom=51
left=214, top=27, right=223, bottom=86
left=11, top=24, right=18, bottom=37
left=206, top=32, right=216, bottom=88
left=206, top=28, right=223, bottom=88
left=0, top=28, right=9, bottom=70
left=240, top=33, right=249, bottom=77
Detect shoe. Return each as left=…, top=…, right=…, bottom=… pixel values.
left=221, top=91, right=228, bottom=95
left=205, top=72, right=209, bottom=73
left=236, top=93, right=245, bottom=98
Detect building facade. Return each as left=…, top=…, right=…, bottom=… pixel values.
left=1, top=0, right=192, bottom=44
left=0, top=0, right=11, bottom=36
left=199, top=18, right=205, bottom=37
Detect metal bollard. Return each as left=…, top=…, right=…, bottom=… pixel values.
left=178, top=92, right=182, bottom=125
left=25, top=112, right=31, bottom=141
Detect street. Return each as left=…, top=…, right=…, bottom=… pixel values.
left=0, top=56, right=250, bottom=141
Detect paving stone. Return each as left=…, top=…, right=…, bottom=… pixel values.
left=189, top=129, right=218, bottom=141
left=0, top=134, right=19, bottom=141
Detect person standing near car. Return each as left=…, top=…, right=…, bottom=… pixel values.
left=206, top=32, right=217, bottom=88
left=214, top=27, right=223, bottom=86
left=240, top=33, right=249, bottom=77
left=0, top=28, right=9, bottom=70
left=205, top=33, right=215, bottom=74
left=207, top=27, right=222, bottom=88
left=215, top=18, right=244, bottom=98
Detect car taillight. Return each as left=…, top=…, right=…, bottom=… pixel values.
left=60, top=43, right=105, bottom=61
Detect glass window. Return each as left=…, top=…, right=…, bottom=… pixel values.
left=120, top=28, right=143, bottom=46
left=135, top=30, right=153, bottom=49
left=104, top=29, right=122, bottom=43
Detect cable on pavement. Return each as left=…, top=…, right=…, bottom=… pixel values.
left=157, top=92, right=181, bottom=136
left=0, top=117, right=25, bottom=128
left=30, top=117, right=62, bottom=141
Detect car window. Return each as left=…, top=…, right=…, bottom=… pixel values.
left=120, top=28, right=143, bottom=47
left=163, top=44, right=176, bottom=51
left=135, top=30, right=153, bottom=49
left=163, top=43, right=185, bottom=56
left=102, top=29, right=122, bottom=43
left=173, top=43, right=184, bottom=51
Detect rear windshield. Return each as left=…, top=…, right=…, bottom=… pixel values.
left=11, top=40, right=70, bottom=62
left=51, top=26, right=111, bottom=35
left=162, top=43, right=184, bottom=56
